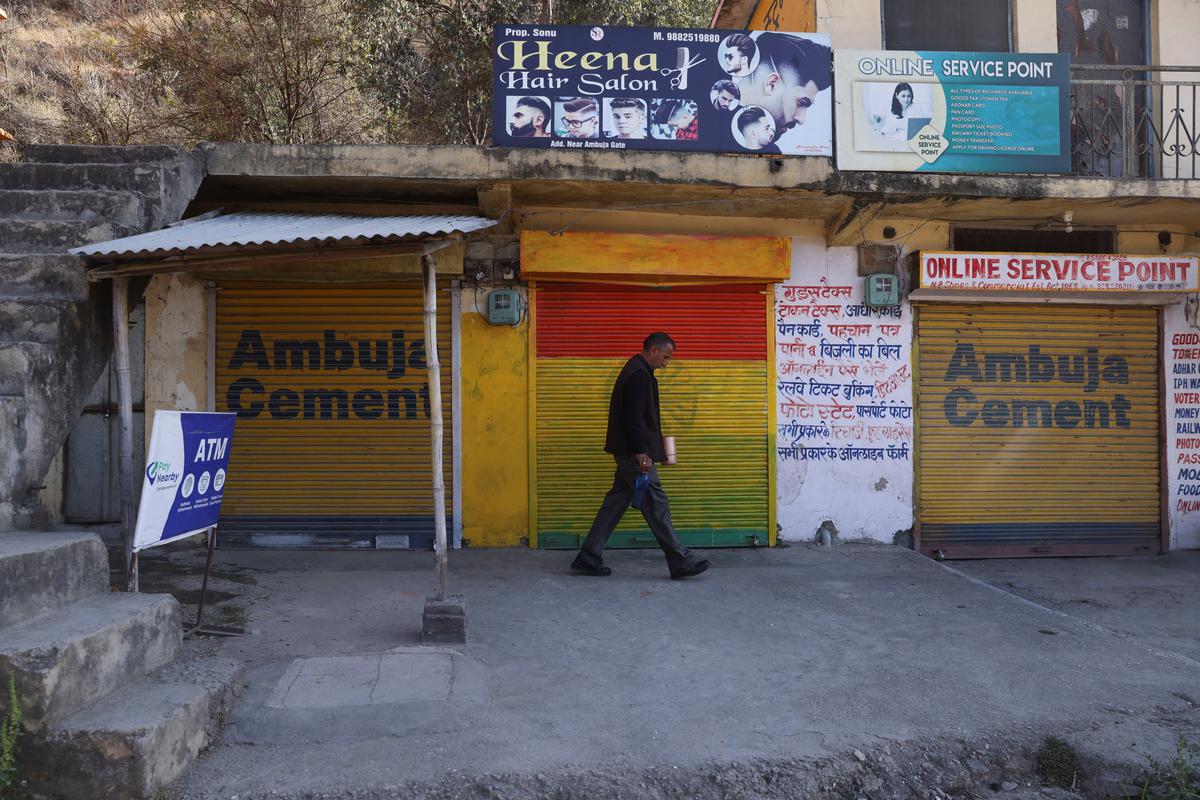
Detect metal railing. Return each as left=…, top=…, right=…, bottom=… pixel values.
left=1070, top=64, right=1200, bottom=179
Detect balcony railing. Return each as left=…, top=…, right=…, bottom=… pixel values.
left=1070, top=64, right=1200, bottom=179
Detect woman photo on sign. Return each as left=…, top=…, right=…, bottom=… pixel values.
left=866, top=81, right=932, bottom=147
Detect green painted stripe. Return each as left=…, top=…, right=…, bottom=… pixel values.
left=539, top=529, right=769, bottom=550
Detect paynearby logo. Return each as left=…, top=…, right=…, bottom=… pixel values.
left=146, top=460, right=181, bottom=489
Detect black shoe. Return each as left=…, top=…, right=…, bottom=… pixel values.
left=671, top=559, right=710, bottom=580
left=570, top=556, right=612, bottom=577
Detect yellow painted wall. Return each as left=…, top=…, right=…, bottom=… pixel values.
left=521, top=231, right=791, bottom=281
left=460, top=301, right=530, bottom=547
left=519, top=209, right=824, bottom=238
left=748, top=0, right=815, bottom=31
left=857, top=218, right=952, bottom=253
left=1118, top=226, right=1197, bottom=256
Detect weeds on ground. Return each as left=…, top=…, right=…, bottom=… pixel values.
left=1037, top=736, right=1080, bottom=788
left=1135, top=736, right=1200, bottom=800
left=216, top=603, right=248, bottom=627
left=0, top=673, right=22, bottom=800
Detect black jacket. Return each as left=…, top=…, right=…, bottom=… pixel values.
left=604, top=354, right=666, bottom=462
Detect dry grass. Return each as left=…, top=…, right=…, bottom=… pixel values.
left=0, top=0, right=386, bottom=145
left=0, top=1, right=171, bottom=145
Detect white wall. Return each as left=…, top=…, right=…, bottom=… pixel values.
left=774, top=239, right=914, bottom=543
left=815, top=0, right=881, bottom=48
left=1013, top=0, right=1057, bottom=52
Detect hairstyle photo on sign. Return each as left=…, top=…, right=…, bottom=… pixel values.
left=732, top=105, right=777, bottom=151
left=719, top=33, right=759, bottom=78
left=651, top=98, right=699, bottom=140
left=604, top=98, right=648, bottom=140
left=506, top=95, right=552, bottom=138
left=710, top=79, right=741, bottom=110
left=556, top=96, right=600, bottom=139
left=734, top=31, right=833, bottom=154
left=859, top=81, right=935, bottom=152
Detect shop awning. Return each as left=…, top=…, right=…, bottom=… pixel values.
left=71, top=211, right=498, bottom=279
left=71, top=211, right=497, bottom=258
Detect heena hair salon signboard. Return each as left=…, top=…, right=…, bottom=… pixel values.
left=835, top=50, right=1070, bottom=173
left=492, top=24, right=832, bottom=156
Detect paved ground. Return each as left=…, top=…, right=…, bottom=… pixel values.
left=952, top=551, right=1200, bottom=665
left=130, top=541, right=1200, bottom=799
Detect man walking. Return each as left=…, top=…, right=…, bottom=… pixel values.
left=570, top=333, right=711, bottom=580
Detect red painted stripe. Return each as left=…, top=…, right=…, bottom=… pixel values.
left=535, top=283, right=767, bottom=360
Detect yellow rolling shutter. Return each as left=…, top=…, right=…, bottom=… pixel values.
left=215, top=283, right=451, bottom=548
left=916, top=303, right=1161, bottom=558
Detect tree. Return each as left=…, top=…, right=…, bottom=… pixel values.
left=349, top=0, right=712, bottom=146
left=126, top=0, right=382, bottom=143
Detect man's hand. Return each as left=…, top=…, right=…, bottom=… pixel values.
left=634, top=453, right=653, bottom=474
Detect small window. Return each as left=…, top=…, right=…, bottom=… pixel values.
left=882, top=0, right=1012, bottom=52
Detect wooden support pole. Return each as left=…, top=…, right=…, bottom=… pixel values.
left=113, top=277, right=137, bottom=591
left=422, top=253, right=449, bottom=601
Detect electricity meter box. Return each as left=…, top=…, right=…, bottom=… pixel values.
left=487, top=289, right=520, bottom=325
left=865, top=273, right=899, bottom=307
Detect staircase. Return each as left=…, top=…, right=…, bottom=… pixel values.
left=0, top=145, right=203, bottom=530
left=0, top=530, right=242, bottom=799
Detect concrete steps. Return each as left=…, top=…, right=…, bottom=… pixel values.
left=1, top=592, right=182, bottom=733
left=22, top=657, right=244, bottom=800
left=0, top=144, right=202, bottom=531
left=0, top=298, right=76, bottom=344
left=0, top=190, right=144, bottom=227
left=0, top=531, right=245, bottom=798
left=0, top=531, right=108, bottom=627
left=0, top=219, right=138, bottom=254
left=0, top=162, right=165, bottom=194
left=0, top=255, right=90, bottom=301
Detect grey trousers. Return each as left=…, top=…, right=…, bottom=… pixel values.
left=577, top=457, right=697, bottom=574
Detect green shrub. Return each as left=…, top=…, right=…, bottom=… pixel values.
left=1137, top=736, right=1200, bottom=800
left=0, top=673, right=21, bottom=800
left=1036, top=736, right=1080, bottom=788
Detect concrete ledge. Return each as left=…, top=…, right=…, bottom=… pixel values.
left=0, top=592, right=182, bottom=733
left=198, top=142, right=1200, bottom=201
left=21, top=144, right=193, bottom=165
left=422, top=595, right=467, bottom=645
left=0, top=531, right=107, bottom=628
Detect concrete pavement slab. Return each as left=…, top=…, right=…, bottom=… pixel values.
left=141, top=543, right=1200, bottom=799
left=952, top=551, right=1200, bottom=664
left=266, top=652, right=452, bottom=708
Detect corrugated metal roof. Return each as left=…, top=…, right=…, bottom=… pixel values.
left=69, top=211, right=497, bottom=258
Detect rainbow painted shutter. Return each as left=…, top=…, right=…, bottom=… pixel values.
left=533, top=283, right=771, bottom=549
